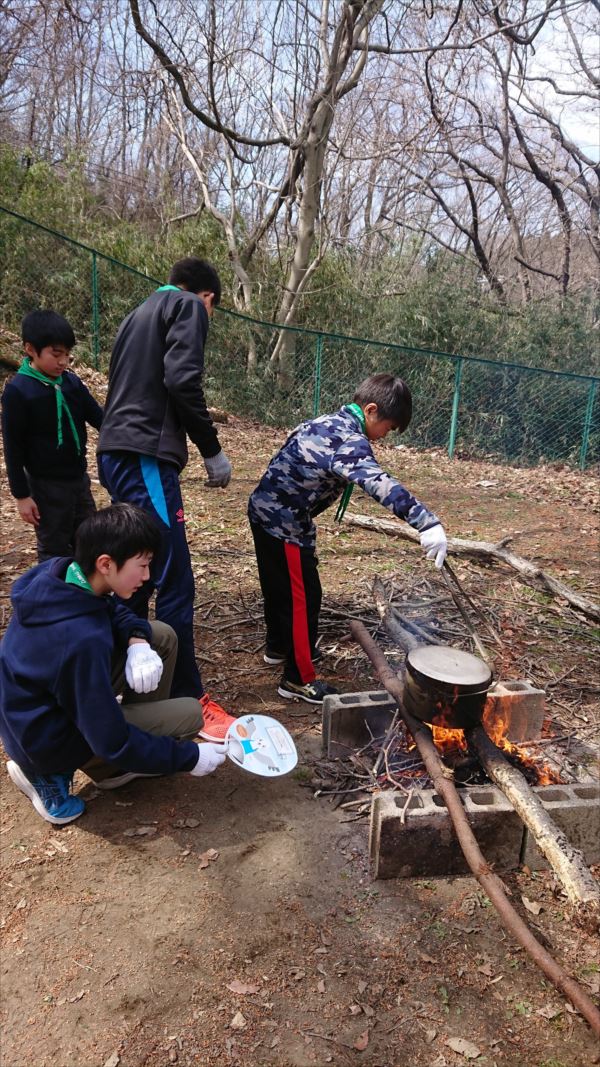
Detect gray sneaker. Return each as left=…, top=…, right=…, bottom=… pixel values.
left=94, top=771, right=162, bottom=790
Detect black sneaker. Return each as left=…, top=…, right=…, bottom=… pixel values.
left=277, top=678, right=338, bottom=705
left=263, top=647, right=285, bottom=665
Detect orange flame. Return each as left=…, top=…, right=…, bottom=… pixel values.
left=419, top=696, right=560, bottom=785
left=432, top=724, right=467, bottom=753
left=480, top=697, right=559, bottom=785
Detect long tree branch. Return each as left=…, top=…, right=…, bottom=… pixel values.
left=343, top=513, right=600, bottom=622
left=128, top=0, right=288, bottom=149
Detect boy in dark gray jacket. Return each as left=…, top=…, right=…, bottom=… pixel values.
left=98, top=257, right=233, bottom=739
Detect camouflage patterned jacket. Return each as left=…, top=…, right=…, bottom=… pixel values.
left=247, top=406, right=440, bottom=548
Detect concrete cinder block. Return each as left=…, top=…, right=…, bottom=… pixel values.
left=484, top=680, right=545, bottom=743
left=369, top=787, right=524, bottom=879
left=521, top=783, right=600, bottom=870
left=322, top=690, right=396, bottom=758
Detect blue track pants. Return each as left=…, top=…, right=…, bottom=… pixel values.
left=98, top=452, right=203, bottom=698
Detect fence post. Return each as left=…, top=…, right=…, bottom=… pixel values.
left=579, top=379, right=597, bottom=471
left=91, top=250, right=100, bottom=369
left=448, top=356, right=463, bottom=459
left=313, top=334, right=323, bottom=417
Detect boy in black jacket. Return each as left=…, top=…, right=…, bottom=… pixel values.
left=1, top=310, right=103, bottom=561
left=0, top=504, right=226, bottom=826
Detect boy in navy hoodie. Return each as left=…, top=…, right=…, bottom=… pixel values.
left=0, top=504, right=226, bottom=826
left=1, top=309, right=103, bottom=561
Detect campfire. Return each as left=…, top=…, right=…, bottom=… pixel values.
left=314, top=706, right=562, bottom=804
left=311, top=573, right=570, bottom=806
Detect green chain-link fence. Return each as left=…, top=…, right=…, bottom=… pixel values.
left=1, top=205, right=598, bottom=469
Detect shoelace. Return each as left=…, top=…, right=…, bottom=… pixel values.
left=34, top=774, right=72, bottom=804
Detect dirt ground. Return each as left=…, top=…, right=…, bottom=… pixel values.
left=1, top=371, right=599, bottom=1067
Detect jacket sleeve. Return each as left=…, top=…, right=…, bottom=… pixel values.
left=79, top=381, right=104, bottom=430
left=57, top=639, right=199, bottom=774
left=110, top=600, right=152, bottom=648
left=162, top=296, right=221, bottom=458
left=331, top=434, right=440, bottom=532
left=1, top=382, right=31, bottom=499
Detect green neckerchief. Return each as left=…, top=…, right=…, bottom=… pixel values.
left=65, top=561, right=95, bottom=594
left=17, top=358, right=81, bottom=455
left=156, top=284, right=181, bottom=292
left=335, top=403, right=367, bottom=524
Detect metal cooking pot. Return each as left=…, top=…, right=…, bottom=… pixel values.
left=404, top=645, right=492, bottom=730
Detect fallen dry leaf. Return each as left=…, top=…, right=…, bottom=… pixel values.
left=536, top=1004, right=563, bottom=1020
left=198, top=849, right=219, bottom=869
left=477, top=962, right=494, bottom=977
left=226, top=980, right=260, bottom=995
left=230, top=1011, right=247, bottom=1030
left=357, top=979, right=367, bottom=994
left=353, top=1029, right=369, bottom=1051
left=445, top=1036, right=482, bottom=1059
left=48, top=837, right=69, bottom=853
left=521, top=895, right=543, bottom=915
left=122, top=826, right=157, bottom=837
left=349, top=1004, right=362, bottom=1016
left=103, top=1054, right=120, bottom=1067
left=317, top=980, right=326, bottom=994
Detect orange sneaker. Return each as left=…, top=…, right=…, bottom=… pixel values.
left=198, top=695, right=236, bottom=743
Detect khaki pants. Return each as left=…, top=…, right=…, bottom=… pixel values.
left=82, top=621, right=202, bottom=782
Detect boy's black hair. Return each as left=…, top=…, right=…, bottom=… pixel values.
left=21, top=309, right=76, bottom=352
left=169, top=257, right=221, bottom=305
left=75, top=504, right=162, bottom=576
left=353, top=373, right=413, bottom=431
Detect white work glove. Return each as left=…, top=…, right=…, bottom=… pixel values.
left=189, top=742, right=227, bottom=776
left=125, top=643, right=164, bottom=694
left=204, top=450, right=232, bottom=488
left=420, top=523, right=448, bottom=570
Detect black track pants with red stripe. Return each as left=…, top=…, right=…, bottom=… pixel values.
left=250, top=522, right=321, bottom=685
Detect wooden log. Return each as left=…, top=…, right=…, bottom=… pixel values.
left=372, top=577, right=419, bottom=651
left=345, top=512, right=600, bottom=622
left=350, top=619, right=600, bottom=1036
left=466, top=724, right=600, bottom=915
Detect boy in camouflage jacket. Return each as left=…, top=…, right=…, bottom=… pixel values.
left=248, top=373, right=448, bottom=704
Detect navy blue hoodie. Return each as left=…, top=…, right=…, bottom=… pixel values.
left=0, top=559, right=199, bottom=777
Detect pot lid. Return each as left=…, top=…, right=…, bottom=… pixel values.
left=406, top=645, right=492, bottom=690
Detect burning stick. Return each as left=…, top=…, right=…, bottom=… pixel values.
left=350, top=620, right=600, bottom=1037
left=466, top=723, right=600, bottom=916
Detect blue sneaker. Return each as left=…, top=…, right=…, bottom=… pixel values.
left=6, top=761, right=85, bottom=825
